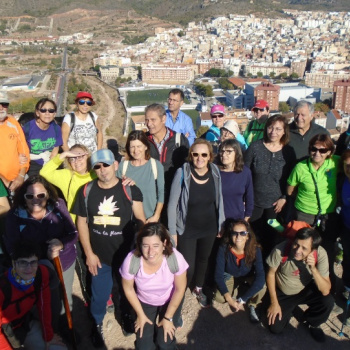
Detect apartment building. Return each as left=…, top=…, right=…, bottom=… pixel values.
left=333, top=79, right=350, bottom=113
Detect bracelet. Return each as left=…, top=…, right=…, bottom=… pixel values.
left=163, top=316, right=173, bottom=322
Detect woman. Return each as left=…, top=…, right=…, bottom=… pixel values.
left=168, top=139, right=225, bottom=308
left=117, top=130, right=165, bottom=223
left=62, top=91, right=102, bottom=153
left=22, top=98, right=62, bottom=176
left=0, top=242, right=66, bottom=350
left=120, top=223, right=188, bottom=350
left=214, top=219, right=266, bottom=323
left=244, top=114, right=295, bottom=254
left=220, top=120, right=248, bottom=151
left=4, top=175, right=77, bottom=311
left=217, top=139, right=253, bottom=221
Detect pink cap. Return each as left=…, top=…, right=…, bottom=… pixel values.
left=252, top=100, right=269, bottom=110
left=210, top=104, right=225, bottom=115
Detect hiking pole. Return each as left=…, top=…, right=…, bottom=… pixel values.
left=339, top=291, right=350, bottom=337
left=53, top=256, right=78, bottom=350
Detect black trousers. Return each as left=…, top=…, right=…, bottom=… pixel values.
left=269, top=283, right=334, bottom=334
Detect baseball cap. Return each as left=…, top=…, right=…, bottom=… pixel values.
left=91, top=149, right=115, bottom=168
left=221, top=120, right=240, bottom=137
left=75, top=91, right=95, bottom=105
left=252, top=100, right=269, bottom=110
left=210, top=105, right=225, bottom=115
left=0, top=91, right=10, bottom=104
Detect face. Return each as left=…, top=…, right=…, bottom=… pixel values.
left=310, top=141, right=331, bottom=166
left=294, top=105, right=313, bottom=130
left=220, top=128, right=235, bottom=142
left=219, top=147, right=235, bottom=167
left=344, top=157, right=350, bottom=180
left=267, top=121, right=285, bottom=143
left=77, top=98, right=93, bottom=114
left=252, top=107, right=268, bottom=120
left=292, top=237, right=313, bottom=261
left=94, top=161, right=117, bottom=184
left=24, top=183, right=48, bottom=214
left=13, top=255, right=38, bottom=280
left=191, top=143, right=210, bottom=171
left=129, top=140, right=147, bottom=161
left=168, top=93, right=183, bottom=113
left=145, top=110, right=166, bottom=136
left=211, top=114, right=225, bottom=128
left=68, top=148, right=88, bottom=174
left=36, top=101, right=56, bottom=124
left=0, top=102, right=9, bottom=121
left=231, top=223, right=249, bottom=250
left=141, top=235, right=165, bottom=265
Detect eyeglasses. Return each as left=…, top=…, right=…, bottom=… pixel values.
left=93, top=163, right=111, bottom=170
left=78, top=100, right=93, bottom=106
left=231, top=231, right=248, bottom=237
left=310, top=146, right=328, bottom=154
left=15, top=259, right=38, bottom=268
left=211, top=114, right=224, bottom=119
left=38, top=108, right=56, bottom=114
left=267, top=126, right=284, bottom=133
left=24, top=192, right=47, bottom=200
left=68, top=155, right=86, bottom=163
left=219, top=149, right=234, bottom=155
left=0, top=102, right=9, bottom=108
left=192, top=152, right=208, bottom=158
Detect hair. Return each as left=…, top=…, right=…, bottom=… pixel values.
left=295, top=227, right=322, bottom=250
left=308, top=134, right=335, bottom=158
left=125, top=130, right=151, bottom=161
left=341, top=149, right=350, bottom=163
left=134, top=223, right=173, bottom=257
left=187, top=138, right=214, bottom=163
left=145, top=103, right=166, bottom=119
left=169, top=88, right=184, bottom=101
left=263, top=114, right=290, bottom=146
left=217, top=139, right=244, bottom=173
left=220, top=219, right=259, bottom=267
left=293, top=100, right=314, bottom=115
left=12, top=241, right=42, bottom=261
left=64, top=144, right=92, bottom=171
left=35, top=98, right=57, bottom=119
left=13, top=175, right=58, bottom=209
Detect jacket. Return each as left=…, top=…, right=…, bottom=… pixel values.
left=167, top=162, right=225, bottom=236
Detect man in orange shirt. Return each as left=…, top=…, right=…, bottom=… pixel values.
left=0, top=92, right=29, bottom=192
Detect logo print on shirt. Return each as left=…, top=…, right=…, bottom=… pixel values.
left=93, top=196, right=121, bottom=227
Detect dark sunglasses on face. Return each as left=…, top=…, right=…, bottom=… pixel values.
left=192, top=152, right=208, bottom=158
left=93, top=163, right=111, bottom=170
left=211, top=114, right=224, bottom=119
left=253, top=108, right=265, bottom=113
left=231, top=231, right=248, bottom=237
left=24, top=192, right=47, bottom=200
left=0, top=102, right=9, bottom=108
left=78, top=100, right=93, bottom=106
left=310, top=146, right=328, bottom=154
left=16, top=259, right=38, bottom=268
left=39, top=108, right=56, bottom=114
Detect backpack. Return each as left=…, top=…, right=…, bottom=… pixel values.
left=200, top=128, right=220, bottom=141
left=128, top=252, right=179, bottom=275
left=69, top=111, right=98, bottom=134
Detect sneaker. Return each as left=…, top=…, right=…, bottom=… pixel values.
left=121, top=313, right=134, bottom=337
left=192, top=288, right=210, bottom=308
left=249, top=306, right=260, bottom=324
left=106, top=295, right=114, bottom=314
left=309, top=325, right=326, bottom=343
left=91, top=323, right=105, bottom=348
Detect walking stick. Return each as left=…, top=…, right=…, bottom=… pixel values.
left=53, top=256, right=78, bottom=350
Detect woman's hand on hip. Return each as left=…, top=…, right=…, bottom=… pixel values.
left=273, top=198, right=286, bottom=213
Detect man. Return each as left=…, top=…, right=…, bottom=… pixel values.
left=72, top=149, right=145, bottom=348
left=289, top=100, right=329, bottom=162
left=243, top=100, right=269, bottom=146
left=266, top=228, right=334, bottom=342
left=165, top=88, right=196, bottom=146
left=0, top=91, right=29, bottom=192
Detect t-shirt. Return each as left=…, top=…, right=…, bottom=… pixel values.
left=287, top=156, right=339, bottom=215
left=266, top=241, right=329, bottom=295
left=0, top=180, right=7, bottom=197
left=120, top=248, right=189, bottom=306
left=23, top=119, right=62, bottom=166
left=63, top=112, right=98, bottom=153
left=72, top=180, right=143, bottom=266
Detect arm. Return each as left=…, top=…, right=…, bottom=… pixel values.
left=50, top=146, right=59, bottom=159
left=185, top=116, right=196, bottom=146
left=96, top=117, right=103, bottom=150
left=132, top=201, right=146, bottom=224
left=61, top=122, right=70, bottom=152
left=307, top=252, right=331, bottom=296
left=287, top=185, right=297, bottom=197
left=243, top=143, right=254, bottom=169
left=266, top=266, right=282, bottom=325
left=167, top=168, right=183, bottom=236
left=244, top=167, right=254, bottom=219
left=146, top=202, right=163, bottom=223
left=0, top=196, right=10, bottom=216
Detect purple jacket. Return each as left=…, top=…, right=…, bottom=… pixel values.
left=5, top=198, right=77, bottom=271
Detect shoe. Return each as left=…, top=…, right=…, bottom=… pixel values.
left=249, top=306, right=260, bottom=323
left=309, top=325, right=326, bottom=343
left=121, top=313, right=134, bottom=337
left=91, top=323, right=105, bottom=348
left=106, top=295, right=114, bottom=314
left=192, top=288, right=210, bottom=308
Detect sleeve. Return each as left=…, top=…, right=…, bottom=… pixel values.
left=119, top=251, right=135, bottom=280
left=15, top=120, right=30, bottom=171
left=130, top=185, right=143, bottom=202
left=39, top=155, right=65, bottom=187
left=62, top=113, right=72, bottom=127
left=0, top=180, right=7, bottom=197
left=241, top=247, right=265, bottom=303
left=244, top=167, right=254, bottom=217
left=71, top=186, right=87, bottom=218
left=185, top=116, right=196, bottom=146
left=236, top=133, right=248, bottom=152
left=266, top=244, right=283, bottom=268
left=4, top=210, right=21, bottom=256
left=156, top=160, right=165, bottom=203
left=173, top=248, right=189, bottom=275
left=55, top=199, right=78, bottom=247
left=243, top=142, right=254, bottom=169
left=167, top=167, right=183, bottom=235
left=214, top=244, right=230, bottom=295
left=316, top=247, right=330, bottom=277
left=287, top=164, right=300, bottom=186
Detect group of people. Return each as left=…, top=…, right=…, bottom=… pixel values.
left=0, top=87, right=349, bottom=350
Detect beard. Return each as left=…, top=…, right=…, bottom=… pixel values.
left=0, top=109, right=8, bottom=121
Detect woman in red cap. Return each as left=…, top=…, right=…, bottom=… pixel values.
left=62, top=92, right=102, bottom=153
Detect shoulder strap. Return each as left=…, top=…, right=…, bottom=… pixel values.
left=166, top=253, right=179, bottom=274
left=150, top=158, right=157, bottom=179
left=70, top=112, right=75, bottom=133
left=123, top=185, right=133, bottom=204
left=52, top=120, right=60, bottom=139
left=129, top=255, right=141, bottom=275
left=208, top=128, right=220, bottom=140
left=0, top=275, right=12, bottom=311
left=83, top=181, right=95, bottom=223
left=89, top=111, right=98, bottom=134
left=281, top=241, right=293, bottom=264
left=122, top=161, right=129, bottom=177
left=175, top=132, right=181, bottom=147
left=23, top=121, right=30, bottom=137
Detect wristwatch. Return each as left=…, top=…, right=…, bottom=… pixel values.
left=163, top=316, right=173, bottom=322
left=237, top=298, right=246, bottom=305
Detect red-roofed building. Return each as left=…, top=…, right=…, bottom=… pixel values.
left=333, top=79, right=350, bottom=113
left=228, top=77, right=245, bottom=89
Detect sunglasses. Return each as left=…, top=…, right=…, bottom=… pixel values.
left=219, top=149, right=234, bottom=155
left=93, top=163, right=111, bottom=170
left=310, top=146, right=328, bottom=154
left=78, top=100, right=93, bottom=106
left=253, top=108, right=265, bottom=113
left=24, top=192, right=47, bottom=200
left=211, top=114, right=224, bottom=119
left=0, top=102, right=9, bottom=108
left=231, top=231, right=248, bottom=237
left=16, top=259, right=38, bottom=268
left=192, top=152, right=208, bottom=158
left=68, top=154, right=86, bottom=163
left=39, top=108, right=56, bottom=114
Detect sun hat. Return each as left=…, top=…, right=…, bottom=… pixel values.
left=221, top=120, right=240, bottom=137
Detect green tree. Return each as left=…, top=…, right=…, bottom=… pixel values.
left=314, top=102, right=330, bottom=113
left=279, top=102, right=290, bottom=113
left=280, top=72, right=288, bottom=79
left=247, top=73, right=253, bottom=78
left=196, top=125, right=209, bottom=138
left=177, top=31, right=185, bottom=37
left=218, top=78, right=234, bottom=90
left=269, top=71, right=276, bottom=79
left=257, top=71, right=263, bottom=78
left=289, top=72, right=299, bottom=80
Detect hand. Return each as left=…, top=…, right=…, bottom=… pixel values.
left=146, top=214, right=160, bottom=223
left=158, top=318, right=176, bottom=342
left=267, top=302, right=282, bottom=325
left=185, top=132, right=189, bottom=138
left=46, top=333, right=66, bottom=350
left=273, top=198, right=286, bottom=213
left=227, top=297, right=244, bottom=313
left=122, top=176, right=135, bottom=187
left=244, top=216, right=250, bottom=222
left=86, top=252, right=102, bottom=276
left=47, top=239, right=63, bottom=259
left=135, top=313, right=153, bottom=338
left=306, top=251, right=316, bottom=270
left=9, top=175, right=25, bottom=191
left=60, top=150, right=88, bottom=160
left=19, top=153, right=28, bottom=165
